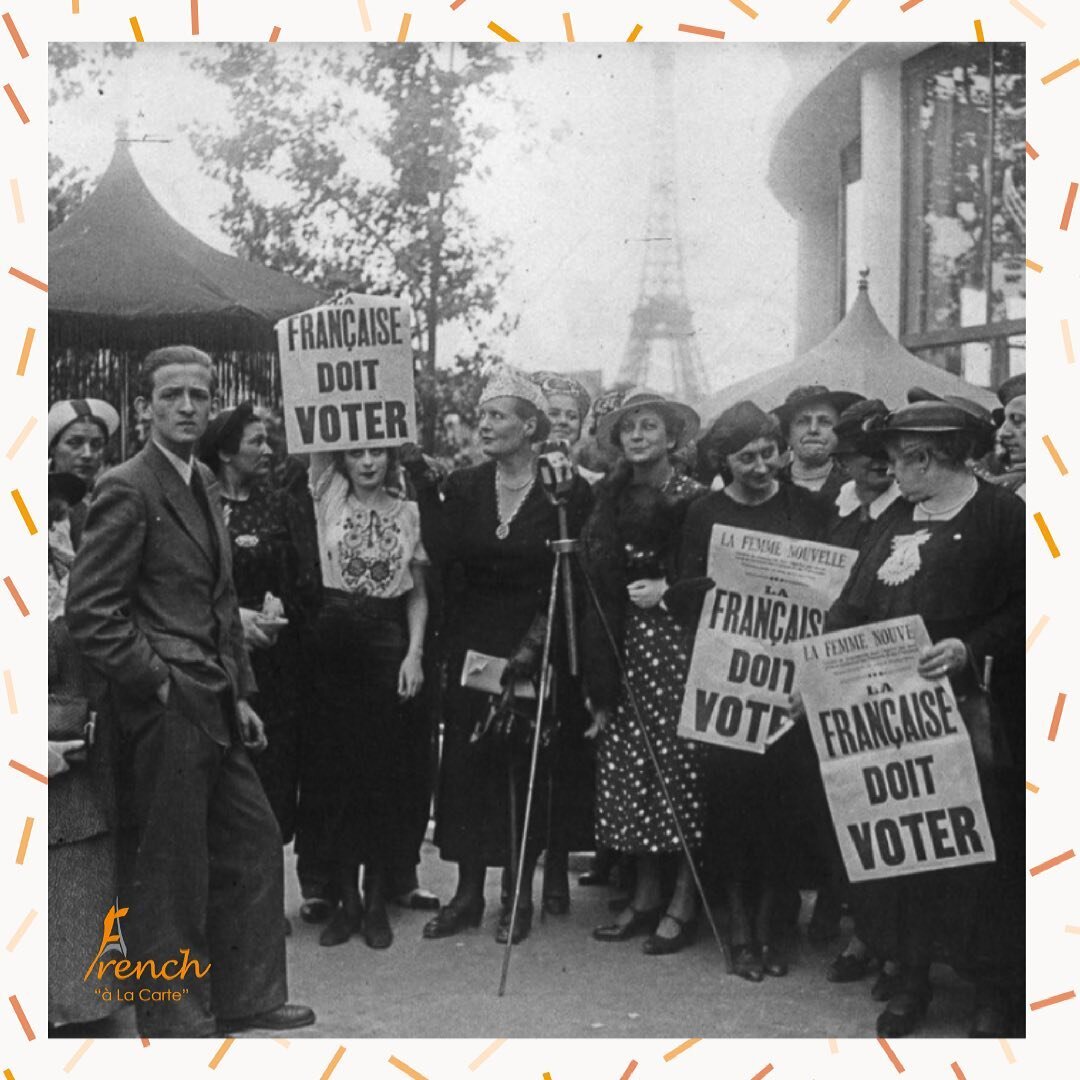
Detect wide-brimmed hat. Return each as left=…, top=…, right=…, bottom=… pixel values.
left=997, top=373, right=1026, bottom=407
left=596, top=389, right=701, bottom=452
left=48, top=471, right=88, bottom=506
left=904, top=388, right=996, bottom=455
left=478, top=365, right=552, bottom=441
left=701, top=400, right=782, bottom=459
left=861, top=400, right=993, bottom=448
left=198, top=401, right=258, bottom=471
left=772, top=385, right=865, bottom=431
left=832, top=398, right=889, bottom=456
left=47, top=398, right=120, bottom=449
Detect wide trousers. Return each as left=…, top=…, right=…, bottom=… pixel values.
left=117, top=699, right=286, bottom=1037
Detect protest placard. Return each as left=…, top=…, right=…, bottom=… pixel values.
left=799, top=614, right=996, bottom=882
left=276, top=293, right=418, bottom=453
left=678, top=525, right=857, bottom=753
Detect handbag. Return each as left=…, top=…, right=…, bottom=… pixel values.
left=461, top=651, right=552, bottom=752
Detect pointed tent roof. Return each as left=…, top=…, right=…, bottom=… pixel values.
left=49, top=141, right=327, bottom=352
left=703, top=277, right=999, bottom=420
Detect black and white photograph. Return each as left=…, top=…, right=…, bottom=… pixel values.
left=45, top=39, right=1026, bottom=1040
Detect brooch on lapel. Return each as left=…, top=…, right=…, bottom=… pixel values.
left=876, top=529, right=932, bottom=587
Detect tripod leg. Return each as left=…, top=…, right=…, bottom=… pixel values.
left=577, top=556, right=733, bottom=975
left=498, top=553, right=562, bottom=997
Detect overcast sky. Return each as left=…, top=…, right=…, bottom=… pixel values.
left=50, top=43, right=799, bottom=396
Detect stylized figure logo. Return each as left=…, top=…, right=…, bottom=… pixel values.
left=83, top=899, right=129, bottom=981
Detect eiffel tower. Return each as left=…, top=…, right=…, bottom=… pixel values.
left=618, top=49, right=710, bottom=402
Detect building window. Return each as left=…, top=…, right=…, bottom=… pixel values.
left=838, top=136, right=864, bottom=317
left=901, top=43, right=1025, bottom=388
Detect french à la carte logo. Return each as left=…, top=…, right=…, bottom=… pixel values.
left=84, top=901, right=210, bottom=1003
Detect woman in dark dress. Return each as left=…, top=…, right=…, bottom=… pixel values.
left=417, top=366, right=592, bottom=944
left=582, top=391, right=707, bottom=955
left=676, top=401, right=832, bottom=981
left=199, top=405, right=321, bottom=924
left=818, top=399, right=1025, bottom=1037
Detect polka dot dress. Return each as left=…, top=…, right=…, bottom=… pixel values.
left=595, top=603, right=705, bottom=854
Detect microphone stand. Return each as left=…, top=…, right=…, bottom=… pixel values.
left=497, top=465, right=731, bottom=998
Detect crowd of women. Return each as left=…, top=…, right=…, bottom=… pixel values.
left=47, top=357, right=1026, bottom=1038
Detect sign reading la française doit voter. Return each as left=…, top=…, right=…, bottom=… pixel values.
left=276, top=294, right=418, bottom=454
left=799, top=614, right=995, bottom=882
left=678, top=525, right=857, bottom=754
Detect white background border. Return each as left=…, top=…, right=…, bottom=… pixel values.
left=3, top=0, right=1072, bottom=1076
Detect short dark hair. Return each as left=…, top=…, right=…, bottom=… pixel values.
left=138, top=346, right=217, bottom=399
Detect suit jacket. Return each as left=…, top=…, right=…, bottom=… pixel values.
left=67, top=442, right=255, bottom=747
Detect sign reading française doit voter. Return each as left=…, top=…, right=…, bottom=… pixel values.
left=276, top=294, right=418, bottom=453
left=799, top=614, right=995, bottom=882
left=678, top=525, right=857, bottom=754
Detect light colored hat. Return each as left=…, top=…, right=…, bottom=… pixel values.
left=596, top=388, right=701, bottom=452
left=528, top=370, right=592, bottom=415
left=478, top=365, right=552, bottom=439
left=47, top=398, right=120, bottom=449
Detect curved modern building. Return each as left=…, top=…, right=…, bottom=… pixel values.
left=767, top=42, right=1025, bottom=390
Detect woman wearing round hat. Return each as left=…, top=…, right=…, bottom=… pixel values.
left=48, top=398, right=120, bottom=549
left=581, top=390, right=707, bottom=953
left=197, top=403, right=322, bottom=933
left=821, top=398, right=1024, bottom=1036
left=675, top=400, right=833, bottom=981
left=416, top=366, right=593, bottom=943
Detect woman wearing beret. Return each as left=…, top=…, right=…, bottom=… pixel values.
left=47, top=419, right=124, bottom=1031
left=582, top=390, right=707, bottom=954
left=676, top=401, right=832, bottom=981
left=416, top=366, right=592, bottom=943
left=48, top=398, right=120, bottom=549
left=820, top=399, right=1024, bottom=1037
left=198, top=404, right=322, bottom=932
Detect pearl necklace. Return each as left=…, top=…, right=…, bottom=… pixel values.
left=495, top=465, right=535, bottom=539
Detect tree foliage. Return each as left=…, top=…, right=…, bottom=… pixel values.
left=189, top=43, right=523, bottom=449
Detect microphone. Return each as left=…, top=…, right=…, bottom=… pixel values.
left=537, top=439, right=575, bottom=505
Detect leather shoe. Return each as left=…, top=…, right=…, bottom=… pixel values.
left=826, top=952, right=872, bottom=983
left=731, top=944, right=764, bottom=982
left=394, top=888, right=441, bottom=912
left=364, top=901, right=392, bottom=949
left=422, top=898, right=484, bottom=939
left=642, top=913, right=697, bottom=955
left=319, top=905, right=359, bottom=947
left=220, top=1003, right=316, bottom=1034
left=593, top=906, right=662, bottom=943
left=876, top=989, right=931, bottom=1037
left=760, top=945, right=789, bottom=977
left=299, top=898, right=332, bottom=924
left=495, top=904, right=533, bottom=944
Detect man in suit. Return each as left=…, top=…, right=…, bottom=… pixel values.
left=67, top=346, right=315, bottom=1037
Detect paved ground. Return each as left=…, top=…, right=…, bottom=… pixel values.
left=276, top=840, right=975, bottom=1039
